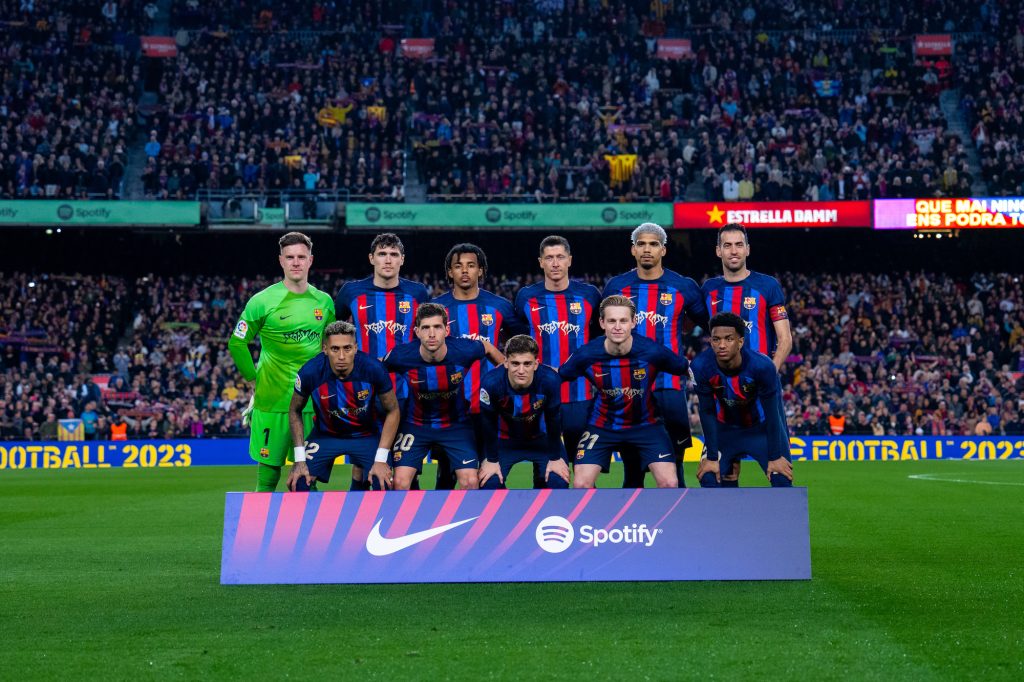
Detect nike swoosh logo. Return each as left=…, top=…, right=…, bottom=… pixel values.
left=365, top=516, right=479, bottom=556
left=461, top=459, right=476, bottom=465
left=358, top=305, right=373, bottom=310
left=279, top=315, right=292, bottom=320
left=594, top=372, right=610, bottom=377
left=530, top=306, right=545, bottom=311
left=658, top=453, right=673, bottom=459
left=410, top=380, right=425, bottom=384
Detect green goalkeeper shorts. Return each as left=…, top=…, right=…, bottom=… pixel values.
left=248, top=409, right=313, bottom=466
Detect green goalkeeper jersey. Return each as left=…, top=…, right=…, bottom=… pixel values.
left=228, top=281, right=336, bottom=413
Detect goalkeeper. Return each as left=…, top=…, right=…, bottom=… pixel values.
left=228, top=232, right=336, bottom=491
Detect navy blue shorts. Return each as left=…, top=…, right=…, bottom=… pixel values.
left=305, top=432, right=379, bottom=483
left=496, top=440, right=564, bottom=479
left=392, top=423, right=478, bottom=473
left=716, top=427, right=791, bottom=476
left=574, top=424, right=674, bottom=471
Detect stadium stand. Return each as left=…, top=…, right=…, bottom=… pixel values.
left=141, top=0, right=991, bottom=203
left=2, top=269, right=1021, bottom=440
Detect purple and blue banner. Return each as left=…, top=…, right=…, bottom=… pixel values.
left=1, top=436, right=1020, bottom=470
left=787, top=435, right=1024, bottom=461
left=873, top=197, right=1024, bottom=229
left=0, top=439, right=249, bottom=469
left=219, top=488, right=812, bottom=584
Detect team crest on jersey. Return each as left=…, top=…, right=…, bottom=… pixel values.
left=569, top=301, right=582, bottom=315
left=357, top=389, right=370, bottom=401
left=576, top=450, right=585, bottom=460
left=633, top=368, right=647, bottom=380
left=398, top=300, right=412, bottom=314
left=743, top=296, right=757, bottom=310
left=259, top=447, right=269, bottom=458
left=480, top=313, right=494, bottom=326
left=450, top=371, right=463, bottom=384
left=392, top=451, right=402, bottom=463
left=532, top=399, right=544, bottom=410
left=660, top=292, right=673, bottom=305
left=313, top=308, right=323, bottom=321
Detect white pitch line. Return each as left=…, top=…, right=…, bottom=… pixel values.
left=908, top=473, right=1024, bottom=487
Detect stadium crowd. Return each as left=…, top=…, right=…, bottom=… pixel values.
left=0, top=0, right=1010, bottom=202
left=1, top=267, right=1021, bottom=441
left=0, top=0, right=144, bottom=199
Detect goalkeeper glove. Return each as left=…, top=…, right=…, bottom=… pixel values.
left=241, top=394, right=255, bottom=427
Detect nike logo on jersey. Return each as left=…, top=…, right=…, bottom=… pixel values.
left=530, top=306, right=545, bottom=312
left=658, top=453, right=673, bottom=459
left=279, top=315, right=292, bottom=320
left=359, top=305, right=373, bottom=310
left=461, top=459, right=476, bottom=465
left=409, top=379, right=426, bottom=384
left=594, top=372, right=610, bottom=377
left=364, top=516, right=479, bottom=556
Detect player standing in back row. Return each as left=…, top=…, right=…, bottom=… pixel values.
left=701, top=223, right=793, bottom=484
left=603, top=223, right=708, bottom=487
left=335, top=233, right=428, bottom=490
left=432, top=243, right=515, bottom=489
left=514, top=236, right=601, bottom=484
left=228, top=232, right=336, bottom=491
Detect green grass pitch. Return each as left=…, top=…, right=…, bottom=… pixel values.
left=2, top=461, right=1022, bottom=680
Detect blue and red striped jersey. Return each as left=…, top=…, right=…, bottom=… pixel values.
left=603, top=268, right=708, bottom=390
left=691, top=346, right=789, bottom=461
left=702, top=271, right=788, bottom=357
left=294, top=352, right=393, bottom=438
left=432, top=289, right=515, bottom=414
left=513, top=280, right=601, bottom=404
left=558, top=335, right=688, bottom=430
left=335, top=276, right=429, bottom=360
left=690, top=347, right=779, bottom=428
left=478, top=364, right=563, bottom=462
left=383, top=337, right=486, bottom=429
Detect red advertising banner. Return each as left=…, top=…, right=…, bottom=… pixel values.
left=673, top=202, right=872, bottom=229
left=141, top=36, right=178, bottom=58
left=400, top=38, right=435, bottom=59
left=656, top=39, right=692, bottom=60
left=914, top=34, right=952, bottom=56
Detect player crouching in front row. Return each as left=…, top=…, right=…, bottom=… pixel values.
left=559, top=295, right=690, bottom=489
left=692, top=313, right=794, bottom=487
left=384, top=303, right=505, bottom=491
left=287, top=321, right=400, bottom=492
left=478, top=335, right=571, bottom=490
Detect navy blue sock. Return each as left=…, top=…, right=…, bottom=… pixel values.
left=349, top=477, right=370, bottom=491
left=720, top=478, right=739, bottom=488
left=294, top=477, right=318, bottom=492
left=675, top=458, right=687, bottom=488
left=545, top=472, right=569, bottom=489
left=480, top=474, right=504, bottom=490
left=769, top=473, right=792, bottom=488
left=434, top=452, right=455, bottom=490
left=621, top=454, right=645, bottom=488
left=410, top=475, right=421, bottom=491
left=699, top=472, right=719, bottom=488
left=531, top=461, right=545, bottom=489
